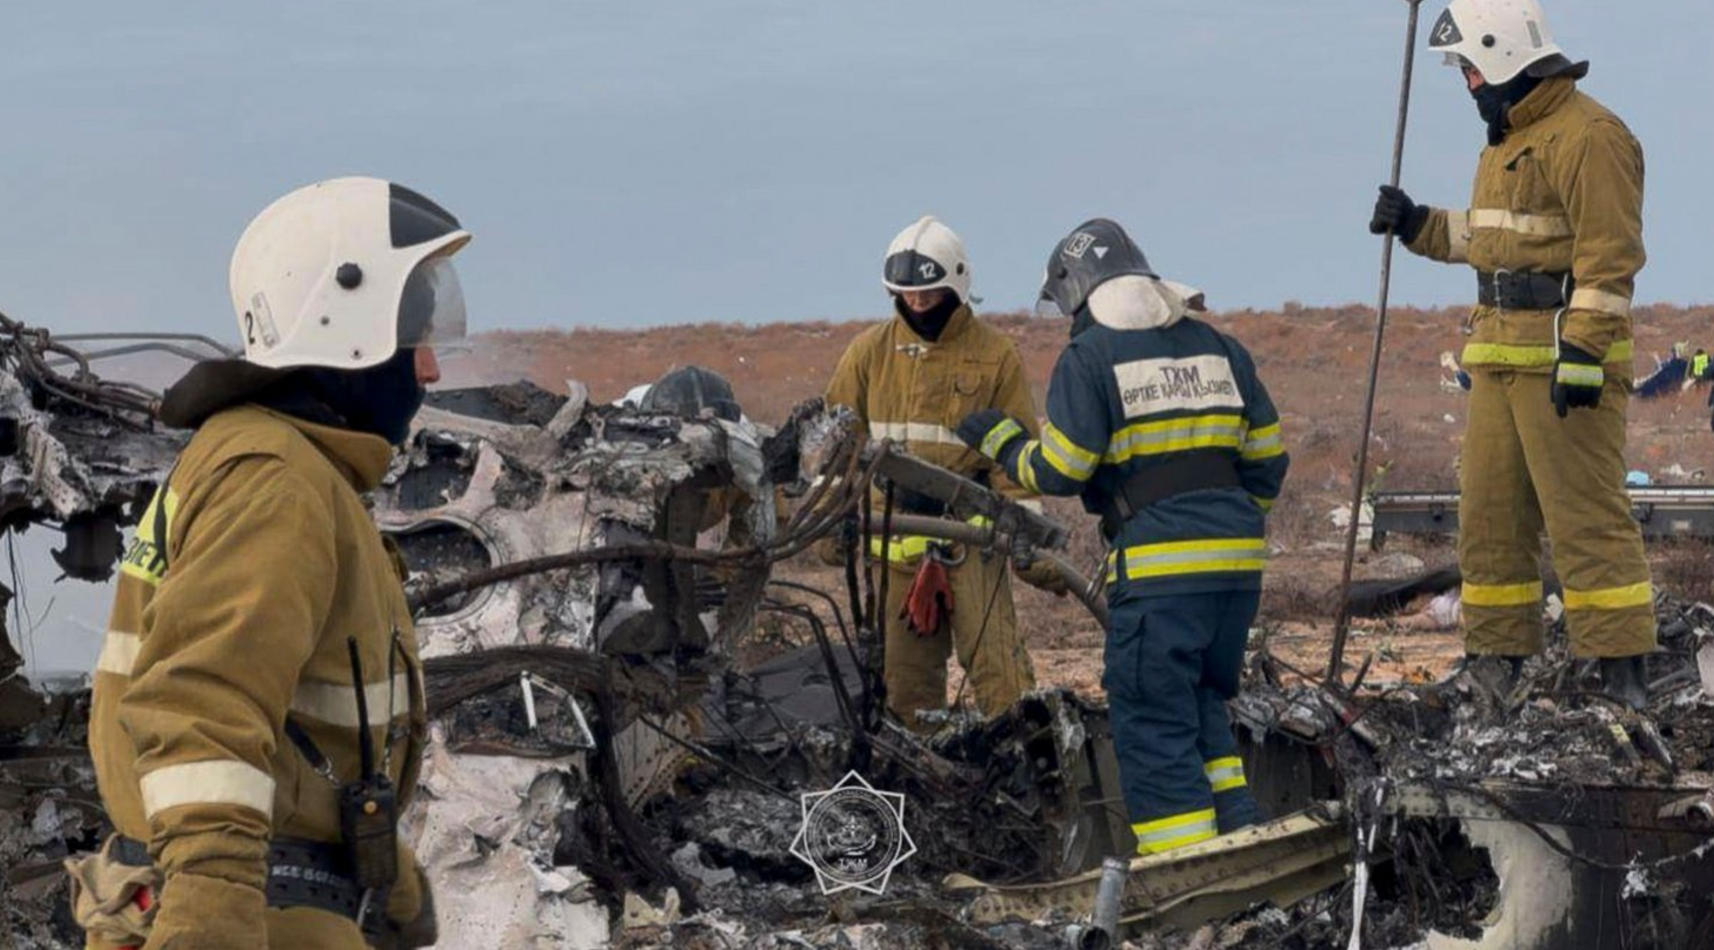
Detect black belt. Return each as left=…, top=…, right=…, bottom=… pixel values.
left=1476, top=270, right=1573, bottom=310
left=113, top=834, right=386, bottom=933
left=1100, top=451, right=1242, bottom=538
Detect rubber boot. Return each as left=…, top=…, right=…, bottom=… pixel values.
left=1213, top=787, right=1263, bottom=834
left=1600, top=655, right=1649, bottom=712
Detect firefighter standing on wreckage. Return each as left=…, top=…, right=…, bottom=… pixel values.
left=958, top=219, right=1287, bottom=855
left=1369, top=0, right=1654, bottom=708
left=74, top=178, right=460, bottom=949
left=823, top=215, right=1063, bottom=731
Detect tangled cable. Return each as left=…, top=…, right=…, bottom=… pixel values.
left=0, top=311, right=160, bottom=428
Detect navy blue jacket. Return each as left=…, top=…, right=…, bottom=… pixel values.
left=994, top=318, right=1287, bottom=600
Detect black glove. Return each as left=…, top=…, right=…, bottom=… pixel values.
left=1551, top=344, right=1604, bottom=418
left=956, top=409, right=1027, bottom=462
left=1369, top=185, right=1429, bottom=243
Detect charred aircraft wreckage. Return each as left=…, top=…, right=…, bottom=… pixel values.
left=3, top=313, right=1714, bottom=949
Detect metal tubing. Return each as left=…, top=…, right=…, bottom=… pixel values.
left=1329, top=0, right=1426, bottom=688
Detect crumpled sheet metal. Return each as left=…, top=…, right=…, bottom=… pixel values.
left=407, top=732, right=609, bottom=949
left=380, top=395, right=774, bottom=658
left=388, top=383, right=784, bottom=949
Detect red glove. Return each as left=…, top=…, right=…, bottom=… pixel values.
left=901, top=558, right=954, bottom=636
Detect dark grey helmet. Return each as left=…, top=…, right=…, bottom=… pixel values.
left=1037, top=218, right=1158, bottom=321
left=641, top=365, right=742, bottom=422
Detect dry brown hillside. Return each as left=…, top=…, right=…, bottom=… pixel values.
left=444, top=304, right=1714, bottom=695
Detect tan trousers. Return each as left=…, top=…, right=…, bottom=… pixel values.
left=876, top=550, right=1036, bottom=730
left=1459, top=369, right=1656, bottom=658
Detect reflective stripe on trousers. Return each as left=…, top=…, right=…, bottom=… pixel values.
left=1133, top=808, right=1218, bottom=855
left=1204, top=756, right=1246, bottom=793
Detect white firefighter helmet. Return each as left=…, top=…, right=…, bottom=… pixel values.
left=228, top=177, right=472, bottom=370
left=1428, top=0, right=1576, bottom=86
left=882, top=215, right=971, bottom=304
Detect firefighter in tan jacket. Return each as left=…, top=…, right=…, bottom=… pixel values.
left=76, top=178, right=469, bottom=949
left=825, top=216, right=1054, bottom=729
left=1371, top=0, right=1654, bottom=707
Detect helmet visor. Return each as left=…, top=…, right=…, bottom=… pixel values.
left=1035, top=292, right=1067, bottom=319
left=397, top=255, right=467, bottom=348
left=883, top=250, right=948, bottom=289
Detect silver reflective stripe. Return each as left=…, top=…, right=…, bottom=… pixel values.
left=140, top=759, right=275, bottom=819
left=1040, top=433, right=1097, bottom=479
left=1134, top=812, right=1218, bottom=849
left=869, top=421, right=963, bottom=446
left=97, top=631, right=141, bottom=676
left=1125, top=541, right=1268, bottom=576
left=290, top=673, right=412, bottom=728
left=1107, top=421, right=1244, bottom=458
left=1240, top=430, right=1282, bottom=457
left=1467, top=208, right=1573, bottom=238
left=1446, top=210, right=1471, bottom=263
left=1568, top=287, right=1632, bottom=319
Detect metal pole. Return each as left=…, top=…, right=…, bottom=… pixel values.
left=1328, top=0, right=1425, bottom=688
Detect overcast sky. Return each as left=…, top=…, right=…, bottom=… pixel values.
left=3, top=2, right=1711, bottom=674
left=2, top=1, right=1709, bottom=347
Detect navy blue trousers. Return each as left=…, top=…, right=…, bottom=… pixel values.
left=1104, top=589, right=1261, bottom=851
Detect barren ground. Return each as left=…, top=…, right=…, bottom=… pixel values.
left=445, top=304, right=1714, bottom=699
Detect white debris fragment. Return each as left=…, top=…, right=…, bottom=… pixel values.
left=1622, top=866, right=1651, bottom=899
left=622, top=887, right=683, bottom=929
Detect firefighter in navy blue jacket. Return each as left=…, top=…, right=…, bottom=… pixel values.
left=957, top=219, right=1288, bottom=855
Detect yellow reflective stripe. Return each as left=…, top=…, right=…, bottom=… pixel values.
left=1468, top=208, right=1573, bottom=238
left=1205, top=756, right=1247, bottom=793
left=1461, top=580, right=1543, bottom=608
left=290, top=673, right=412, bottom=728
left=1569, top=288, right=1633, bottom=319
left=1240, top=422, right=1283, bottom=461
left=1041, top=423, right=1099, bottom=480
left=1123, top=538, right=1267, bottom=579
left=869, top=534, right=932, bottom=564
left=96, top=630, right=140, bottom=676
left=1104, top=550, right=1118, bottom=586
left=1563, top=581, right=1653, bottom=611
left=1462, top=338, right=1633, bottom=368
left=119, top=485, right=180, bottom=586
left=981, top=418, right=1025, bottom=459
left=140, top=759, right=275, bottom=820
left=1556, top=363, right=1604, bottom=387
left=1446, top=210, right=1471, bottom=263
left=869, top=421, right=963, bottom=446
left=1015, top=443, right=1043, bottom=494
left=1133, top=808, right=1218, bottom=855
left=1251, top=495, right=1276, bottom=513
left=1106, top=414, right=1245, bottom=463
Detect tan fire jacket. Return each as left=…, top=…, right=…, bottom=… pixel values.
left=826, top=304, right=1038, bottom=502
left=90, top=405, right=427, bottom=943
left=1406, top=77, right=1645, bottom=372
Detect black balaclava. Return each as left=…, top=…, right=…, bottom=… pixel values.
left=301, top=348, right=425, bottom=445
left=1472, top=71, right=1544, bottom=146
left=894, top=291, right=961, bottom=342
left=158, top=347, right=422, bottom=446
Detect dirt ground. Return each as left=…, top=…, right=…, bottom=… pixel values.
left=445, top=304, right=1714, bottom=701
